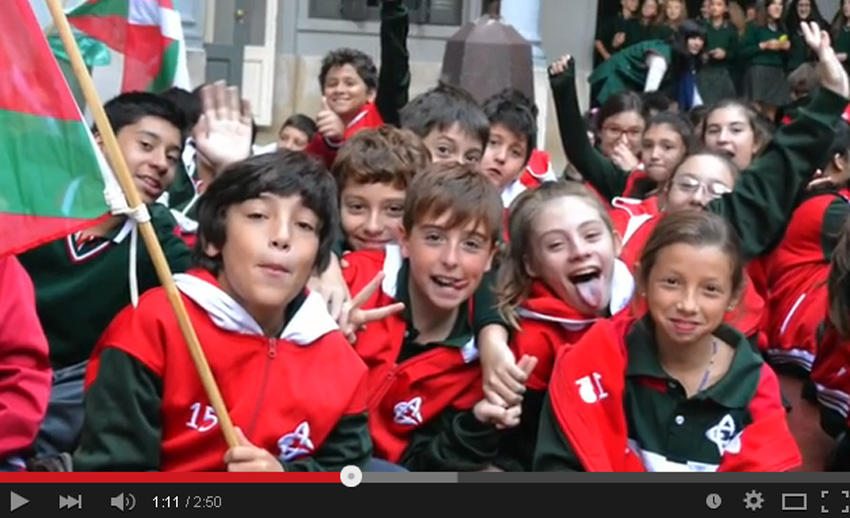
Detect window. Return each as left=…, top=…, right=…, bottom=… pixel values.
left=309, top=0, right=464, bottom=26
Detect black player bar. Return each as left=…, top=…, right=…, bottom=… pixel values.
left=0, top=474, right=849, bottom=517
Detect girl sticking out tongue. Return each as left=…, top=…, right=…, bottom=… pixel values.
left=490, top=181, right=634, bottom=471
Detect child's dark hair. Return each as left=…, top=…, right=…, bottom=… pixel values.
left=194, top=151, right=339, bottom=275
left=318, top=48, right=378, bottom=91
left=482, top=88, right=538, bottom=164
left=332, top=125, right=430, bottom=191
left=641, top=91, right=674, bottom=115
left=497, top=181, right=615, bottom=329
left=639, top=210, right=746, bottom=297
left=787, top=0, right=826, bottom=31
left=670, top=19, right=708, bottom=78
left=647, top=112, right=696, bottom=154
left=755, top=0, right=787, bottom=30
left=399, top=82, right=490, bottom=148
left=831, top=0, right=850, bottom=40
left=101, top=91, right=187, bottom=142
left=597, top=90, right=647, bottom=129
left=403, top=161, right=502, bottom=245
left=828, top=216, right=850, bottom=338
left=281, top=114, right=318, bottom=142
left=160, top=86, right=202, bottom=132
left=703, top=99, right=773, bottom=152
left=822, top=120, right=850, bottom=171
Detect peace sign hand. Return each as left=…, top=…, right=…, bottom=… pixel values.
left=339, top=272, right=405, bottom=343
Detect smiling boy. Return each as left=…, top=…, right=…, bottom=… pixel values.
left=305, top=1, right=411, bottom=166
left=19, top=92, right=192, bottom=460
left=332, top=126, right=430, bottom=252
left=74, top=151, right=372, bottom=471
left=341, top=161, right=511, bottom=471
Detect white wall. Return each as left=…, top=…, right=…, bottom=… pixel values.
left=817, top=0, right=840, bottom=20
left=539, top=0, right=597, bottom=113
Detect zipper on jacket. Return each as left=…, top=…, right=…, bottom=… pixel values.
left=366, top=347, right=449, bottom=410
left=247, top=338, right=277, bottom=436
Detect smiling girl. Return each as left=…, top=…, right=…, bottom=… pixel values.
left=493, top=182, right=634, bottom=470
left=785, top=0, right=827, bottom=73
left=534, top=211, right=801, bottom=472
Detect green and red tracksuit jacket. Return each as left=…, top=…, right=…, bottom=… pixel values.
left=305, top=102, right=384, bottom=167
left=497, top=270, right=634, bottom=472
left=547, top=316, right=802, bottom=472
left=341, top=247, right=488, bottom=466
left=764, top=188, right=850, bottom=371
left=83, top=269, right=369, bottom=471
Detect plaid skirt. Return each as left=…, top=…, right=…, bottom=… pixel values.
left=744, top=64, right=791, bottom=107
left=697, top=66, right=738, bottom=106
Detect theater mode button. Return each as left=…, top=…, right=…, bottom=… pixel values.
left=10, top=492, right=29, bottom=513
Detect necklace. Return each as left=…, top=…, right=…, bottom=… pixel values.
left=696, top=338, right=718, bottom=393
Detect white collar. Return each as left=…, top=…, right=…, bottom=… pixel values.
left=174, top=273, right=338, bottom=344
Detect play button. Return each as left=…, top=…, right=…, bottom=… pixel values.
left=10, top=492, right=29, bottom=512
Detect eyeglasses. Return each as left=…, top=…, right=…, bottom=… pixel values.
left=601, top=125, right=643, bottom=139
left=671, top=176, right=732, bottom=197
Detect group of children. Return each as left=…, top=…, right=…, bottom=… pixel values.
left=593, top=0, right=850, bottom=123
left=5, top=0, right=850, bottom=473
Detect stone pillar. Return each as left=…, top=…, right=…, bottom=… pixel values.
left=499, top=0, right=545, bottom=66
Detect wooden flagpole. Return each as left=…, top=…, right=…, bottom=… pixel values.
left=44, top=0, right=239, bottom=449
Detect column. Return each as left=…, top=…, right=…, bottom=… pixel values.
left=499, top=0, right=546, bottom=66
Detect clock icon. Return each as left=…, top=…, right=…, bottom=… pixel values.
left=706, top=493, right=722, bottom=510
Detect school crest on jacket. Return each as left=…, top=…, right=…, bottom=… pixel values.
left=547, top=317, right=801, bottom=472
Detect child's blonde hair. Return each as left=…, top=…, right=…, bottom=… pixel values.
left=496, top=181, right=615, bottom=329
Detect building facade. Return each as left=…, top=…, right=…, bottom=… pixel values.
left=179, top=0, right=610, bottom=170
left=33, top=0, right=843, bottom=171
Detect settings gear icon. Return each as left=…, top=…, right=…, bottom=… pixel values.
left=744, top=490, right=764, bottom=511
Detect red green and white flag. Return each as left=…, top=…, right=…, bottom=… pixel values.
left=0, top=0, right=113, bottom=258
left=66, top=0, right=190, bottom=97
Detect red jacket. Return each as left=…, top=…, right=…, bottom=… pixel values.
left=763, top=190, right=849, bottom=371
left=305, top=102, right=384, bottom=167
left=0, top=256, right=51, bottom=462
left=342, top=248, right=484, bottom=463
left=513, top=263, right=634, bottom=391
left=519, top=149, right=557, bottom=189
left=608, top=195, right=660, bottom=268
left=548, top=317, right=801, bottom=472
left=86, top=269, right=368, bottom=471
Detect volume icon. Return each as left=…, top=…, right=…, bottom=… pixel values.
left=59, top=494, right=82, bottom=509
left=111, top=493, right=136, bottom=512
